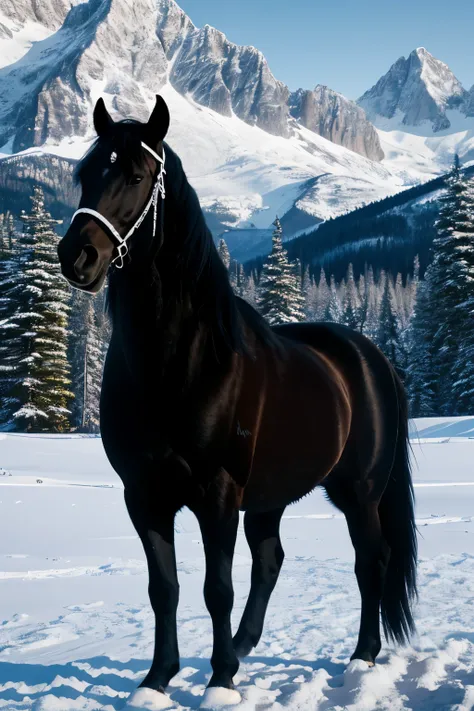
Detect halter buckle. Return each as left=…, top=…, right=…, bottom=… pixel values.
left=111, top=242, right=129, bottom=269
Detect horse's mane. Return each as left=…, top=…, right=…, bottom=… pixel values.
left=77, top=122, right=279, bottom=356
left=161, top=144, right=280, bottom=355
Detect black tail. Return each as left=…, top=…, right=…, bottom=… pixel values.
left=379, top=372, right=417, bottom=644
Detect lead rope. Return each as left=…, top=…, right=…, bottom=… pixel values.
left=70, top=143, right=166, bottom=270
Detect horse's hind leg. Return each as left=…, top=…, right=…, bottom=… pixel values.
left=233, top=508, right=285, bottom=659
left=325, top=482, right=390, bottom=665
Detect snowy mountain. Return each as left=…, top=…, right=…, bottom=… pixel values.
left=0, top=0, right=411, bottom=238
left=358, top=48, right=468, bottom=133
left=466, top=85, right=474, bottom=117
left=0, top=0, right=379, bottom=154
left=290, top=85, right=384, bottom=161
left=0, top=3, right=473, bottom=257
left=357, top=47, right=474, bottom=186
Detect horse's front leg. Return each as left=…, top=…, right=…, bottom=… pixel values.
left=124, top=486, right=181, bottom=708
left=197, top=477, right=241, bottom=708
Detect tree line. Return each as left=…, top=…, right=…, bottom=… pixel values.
left=220, top=157, right=474, bottom=416
left=1, top=158, right=473, bottom=432
left=0, top=187, right=107, bottom=433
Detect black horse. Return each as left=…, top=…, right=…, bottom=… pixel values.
left=58, top=96, right=417, bottom=710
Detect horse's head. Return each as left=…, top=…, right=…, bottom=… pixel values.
left=58, top=95, right=170, bottom=293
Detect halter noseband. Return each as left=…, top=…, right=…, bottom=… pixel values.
left=70, top=142, right=166, bottom=269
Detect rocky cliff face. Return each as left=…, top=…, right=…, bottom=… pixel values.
left=155, top=3, right=290, bottom=137
left=0, top=0, right=385, bottom=159
left=290, top=85, right=384, bottom=161
left=358, top=47, right=467, bottom=132
left=0, top=0, right=171, bottom=152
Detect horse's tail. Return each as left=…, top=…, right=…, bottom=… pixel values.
left=379, top=372, right=417, bottom=644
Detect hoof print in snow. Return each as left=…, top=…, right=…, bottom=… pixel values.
left=123, top=687, right=175, bottom=710
left=200, top=686, right=242, bottom=709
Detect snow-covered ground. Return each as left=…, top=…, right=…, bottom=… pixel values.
left=0, top=418, right=474, bottom=710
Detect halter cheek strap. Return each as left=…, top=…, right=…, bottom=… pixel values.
left=70, top=143, right=166, bottom=269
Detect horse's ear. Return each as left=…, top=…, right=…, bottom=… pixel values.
left=145, top=95, right=170, bottom=144
left=93, top=98, right=114, bottom=137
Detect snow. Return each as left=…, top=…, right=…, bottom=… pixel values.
left=376, top=112, right=474, bottom=178
left=0, top=417, right=474, bottom=709
left=0, top=15, right=54, bottom=70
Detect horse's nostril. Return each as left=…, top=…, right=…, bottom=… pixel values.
left=74, top=245, right=99, bottom=280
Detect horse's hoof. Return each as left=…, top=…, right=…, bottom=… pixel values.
left=346, top=658, right=374, bottom=674
left=200, top=686, right=242, bottom=709
left=124, top=687, right=175, bottom=710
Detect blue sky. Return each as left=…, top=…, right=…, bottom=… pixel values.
left=177, top=0, right=474, bottom=99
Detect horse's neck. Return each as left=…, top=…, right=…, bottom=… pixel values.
left=110, top=268, right=230, bottom=390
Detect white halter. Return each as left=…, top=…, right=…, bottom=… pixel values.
left=70, top=143, right=166, bottom=269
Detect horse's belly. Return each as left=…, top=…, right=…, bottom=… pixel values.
left=242, top=424, right=343, bottom=511
left=241, top=351, right=351, bottom=512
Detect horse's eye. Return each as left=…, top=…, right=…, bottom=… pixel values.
left=129, top=175, right=143, bottom=186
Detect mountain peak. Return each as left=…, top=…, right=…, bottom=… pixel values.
left=358, top=48, right=467, bottom=132
left=290, top=84, right=384, bottom=161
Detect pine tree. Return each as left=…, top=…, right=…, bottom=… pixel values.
left=324, top=275, right=342, bottom=323
left=217, top=238, right=231, bottom=270
left=244, top=272, right=258, bottom=307
left=302, top=265, right=317, bottom=320
left=68, top=290, right=109, bottom=433
left=406, top=280, right=437, bottom=417
left=421, top=160, right=474, bottom=414
left=376, top=277, right=402, bottom=375
left=341, top=264, right=360, bottom=331
left=1, top=187, right=73, bottom=431
left=362, top=266, right=379, bottom=341
left=315, top=268, right=330, bottom=321
left=0, top=214, right=22, bottom=426
left=234, top=263, right=247, bottom=299
left=257, top=217, right=305, bottom=325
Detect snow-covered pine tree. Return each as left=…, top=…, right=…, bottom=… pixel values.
left=244, top=271, right=258, bottom=307
left=315, top=268, right=330, bottom=321
left=217, top=238, right=231, bottom=270
left=257, top=217, right=305, bottom=325
left=341, top=264, right=360, bottom=331
left=302, top=265, right=317, bottom=320
left=0, top=214, right=23, bottom=426
left=376, top=277, right=403, bottom=376
left=420, top=158, right=474, bottom=414
left=324, top=275, right=342, bottom=323
left=234, top=263, right=247, bottom=299
left=405, top=256, right=420, bottom=327
left=360, top=266, right=379, bottom=340
left=0, top=212, right=18, bottom=320
left=68, top=289, right=109, bottom=433
left=3, top=186, right=72, bottom=432
left=406, top=280, right=437, bottom=417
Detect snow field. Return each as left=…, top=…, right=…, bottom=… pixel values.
left=0, top=418, right=473, bottom=709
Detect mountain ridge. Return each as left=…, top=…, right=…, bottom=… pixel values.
left=358, top=47, right=470, bottom=132
left=0, top=0, right=382, bottom=160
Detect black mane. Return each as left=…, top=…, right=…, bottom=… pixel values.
left=158, top=145, right=280, bottom=354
